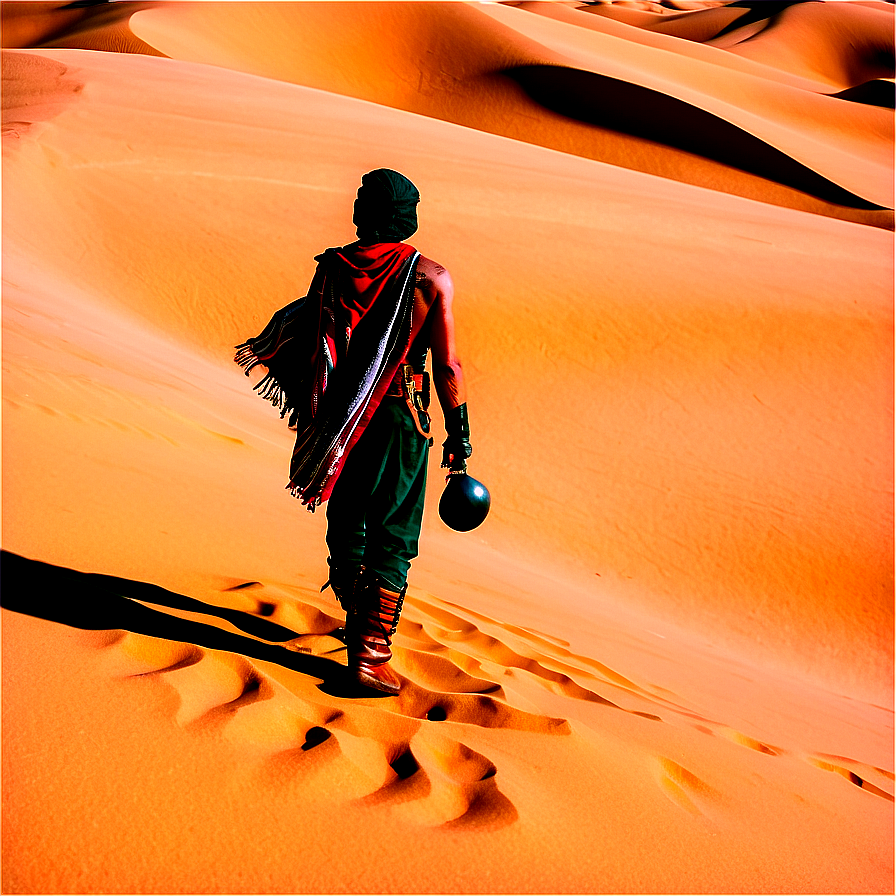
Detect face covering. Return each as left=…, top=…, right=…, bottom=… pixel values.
left=353, top=168, right=420, bottom=243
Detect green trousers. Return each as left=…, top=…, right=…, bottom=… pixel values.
left=326, top=397, right=431, bottom=589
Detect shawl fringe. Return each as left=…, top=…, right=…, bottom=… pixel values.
left=233, top=296, right=310, bottom=427
left=235, top=347, right=293, bottom=418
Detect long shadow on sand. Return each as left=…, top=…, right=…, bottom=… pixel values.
left=0, top=550, right=361, bottom=696
left=506, top=66, right=890, bottom=211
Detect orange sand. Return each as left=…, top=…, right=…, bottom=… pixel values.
left=2, top=2, right=893, bottom=893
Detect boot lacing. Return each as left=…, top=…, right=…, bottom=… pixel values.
left=367, top=586, right=405, bottom=645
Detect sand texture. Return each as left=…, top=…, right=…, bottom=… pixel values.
left=2, top=1, right=893, bottom=893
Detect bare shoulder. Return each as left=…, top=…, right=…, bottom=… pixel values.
left=415, top=254, right=453, bottom=297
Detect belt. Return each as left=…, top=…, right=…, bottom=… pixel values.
left=386, top=363, right=432, bottom=440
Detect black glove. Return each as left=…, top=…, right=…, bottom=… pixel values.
left=442, top=403, right=472, bottom=471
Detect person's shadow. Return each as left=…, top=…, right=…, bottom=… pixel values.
left=0, top=550, right=371, bottom=698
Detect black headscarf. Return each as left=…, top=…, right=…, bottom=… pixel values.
left=353, top=168, right=420, bottom=243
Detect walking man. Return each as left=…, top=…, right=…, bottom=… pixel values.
left=236, top=169, right=471, bottom=694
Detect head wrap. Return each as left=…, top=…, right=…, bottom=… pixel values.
left=353, top=168, right=420, bottom=243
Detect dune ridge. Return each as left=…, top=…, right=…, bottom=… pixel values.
left=125, top=1, right=893, bottom=226
left=2, top=2, right=893, bottom=893
left=710, top=0, right=896, bottom=87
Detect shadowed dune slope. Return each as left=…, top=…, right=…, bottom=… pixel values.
left=572, top=1, right=750, bottom=40
left=0, top=0, right=163, bottom=56
left=121, top=1, right=892, bottom=226
left=506, top=63, right=887, bottom=211
left=516, top=1, right=830, bottom=89
left=476, top=2, right=893, bottom=205
left=524, top=0, right=895, bottom=103
left=1, top=1, right=95, bottom=49
left=710, top=0, right=896, bottom=88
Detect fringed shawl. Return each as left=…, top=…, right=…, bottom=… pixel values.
left=235, top=242, right=419, bottom=509
left=233, top=295, right=309, bottom=428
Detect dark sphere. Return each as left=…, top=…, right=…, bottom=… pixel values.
left=439, top=473, right=490, bottom=532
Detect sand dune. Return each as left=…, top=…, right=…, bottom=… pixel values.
left=3, top=546, right=893, bottom=891
left=2, top=2, right=893, bottom=893
left=711, top=0, right=896, bottom=87
left=125, top=1, right=893, bottom=225
left=4, top=43, right=890, bottom=692
left=4, top=548, right=893, bottom=891
left=571, top=0, right=748, bottom=39
left=0, top=0, right=161, bottom=54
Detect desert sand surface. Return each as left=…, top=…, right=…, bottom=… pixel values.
left=1, top=1, right=893, bottom=893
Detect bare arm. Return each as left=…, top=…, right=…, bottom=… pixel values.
left=419, top=259, right=466, bottom=415
left=415, top=256, right=471, bottom=470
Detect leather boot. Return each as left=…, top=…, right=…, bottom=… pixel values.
left=345, top=573, right=406, bottom=695
left=322, top=558, right=364, bottom=612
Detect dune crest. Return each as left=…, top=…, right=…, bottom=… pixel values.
left=713, top=0, right=896, bottom=88
left=124, top=1, right=893, bottom=227
left=0, top=0, right=164, bottom=56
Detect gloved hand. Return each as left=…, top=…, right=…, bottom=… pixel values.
left=441, top=403, right=472, bottom=471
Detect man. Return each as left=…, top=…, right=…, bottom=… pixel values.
left=235, top=169, right=471, bottom=695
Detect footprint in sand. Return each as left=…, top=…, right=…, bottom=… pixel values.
left=99, top=629, right=203, bottom=678
left=401, top=594, right=675, bottom=724
left=807, top=755, right=895, bottom=802
left=655, top=757, right=721, bottom=818
left=16, top=551, right=814, bottom=833
left=86, top=579, right=576, bottom=829
left=717, top=726, right=780, bottom=756
left=77, top=563, right=896, bottom=837
left=384, top=729, right=514, bottom=828
left=160, top=650, right=261, bottom=728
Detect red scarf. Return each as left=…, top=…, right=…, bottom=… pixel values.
left=236, top=242, right=419, bottom=507
left=287, top=242, right=419, bottom=507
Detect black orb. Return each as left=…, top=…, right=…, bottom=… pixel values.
left=439, top=473, right=491, bottom=532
